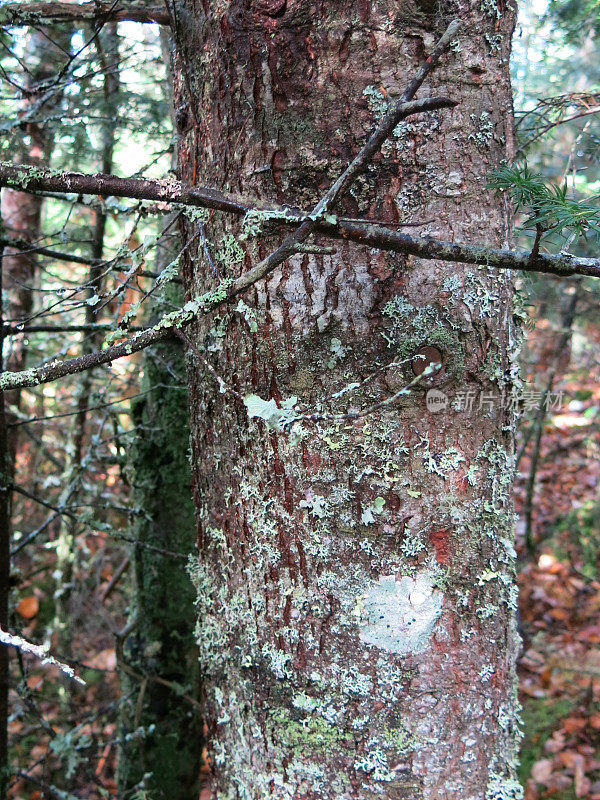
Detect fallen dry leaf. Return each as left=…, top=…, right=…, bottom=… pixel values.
left=531, top=758, right=554, bottom=784
left=575, top=758, right=591, bottom=798
left=16, top=595, right=39, bottom=619
left=525, top=778, right=539, bottom=800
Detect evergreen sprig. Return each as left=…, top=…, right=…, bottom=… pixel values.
left=489, top=161, right=600, bottom=239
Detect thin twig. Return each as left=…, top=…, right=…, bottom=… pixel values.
left=2, top=162, right=600, bottom=280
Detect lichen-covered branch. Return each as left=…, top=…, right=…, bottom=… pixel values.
left=0, top=162, right=598, bottom=280
left=0, top=628, right=84, bottom=684
left=0, top=228, right=599, bottom=392
left=0, top=2, right=171, bottom=26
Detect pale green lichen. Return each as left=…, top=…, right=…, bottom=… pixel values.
left=486, top=771, right=524, bottom=800
left=466, top=464, right=480, bottom=486
left=360, top=496, right=385, bottom=525
left=476, top=603, right=499, bottom=619
left=0, top=367, right=36, bottom=390
left=354, top=746, right=396, bottom=782
left=469, top=111, right=495, bottom=149
left=362, top=85, right=388, bottom=120
left=261, top=642, right=293, bottom=679
left=415, top=435, right=466, bottom=478
left=269, top=707, right=350, bottom=751
left=299, top=491, right=331, bottom=519
left=153, top=278, right=235, bottom=335
left=485, top=32, right=504, bottom=51
left=399, top=526, right=426, bottom=558
left=235, top=299, right=258, bottom=333
left=477, top=439, right=514, bottom=512
left=358, top=571, right=443, bottom=655
left=182, top=206, right=210, bottom=224
left=461, top=271, right=502, bottom=318
left=244, top=393, right=299, bottom=432
left=481, top=0, right=502, bottom=19
left=215, top=233, right=245, bottom=268
left=383, top=721, right=418, bottom=755
left=240, top=207, right=298, bottom=239
left=327, top=337, right=347, bottom=368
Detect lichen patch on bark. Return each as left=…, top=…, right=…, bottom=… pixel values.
left=359, top=571, right=443, bottom=655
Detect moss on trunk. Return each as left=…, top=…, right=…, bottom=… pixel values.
left=117, top=322, right=202, bottom=800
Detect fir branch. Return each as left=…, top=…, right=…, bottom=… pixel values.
left=489, top=161, right=600, bottom=239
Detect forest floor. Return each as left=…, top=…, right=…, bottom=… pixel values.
left=516, top=324, right=600, bottom=800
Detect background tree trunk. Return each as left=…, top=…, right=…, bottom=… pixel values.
left=53, top=22, right=119, bottom=651
left=0, top=28, right=70, bottom=798
left=118, top=30, right=203, bottom=796
left=173, top=1, right=521, bottom=797
left=2, top=26, right=71, bottom=384
left=117, top=228, right=202, bottom=800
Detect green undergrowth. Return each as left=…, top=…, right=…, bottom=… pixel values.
left=552, top=499, right=600, bottom=580
left=518, top=697, right=574, bottom=785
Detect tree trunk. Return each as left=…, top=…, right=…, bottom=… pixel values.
left=173, top=2, right=521, bottom=797
left=2, top=27, right=71, bottom=381
left=117, top=214, right=202, bottom=797
left=116, top=320, right=202, bottom=798
left=117, top=30, right=203, bottom=791
left=0, top=234, right=11, bottom=800
left=0, top=28, right=70, bottom=798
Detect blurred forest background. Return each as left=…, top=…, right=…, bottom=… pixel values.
left=1, top=0, right=600, bottom=798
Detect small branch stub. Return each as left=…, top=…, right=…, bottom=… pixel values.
left=412, top=345, right=443, bottom=377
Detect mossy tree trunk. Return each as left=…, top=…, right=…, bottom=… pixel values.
left=172, top=1, right=521, bottom=797
left=117, top=282, right=202, bottom=799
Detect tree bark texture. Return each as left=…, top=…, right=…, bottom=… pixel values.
left=0, top=237, right=10, bottom=800
left=173, top=1, right=521, bottom=798
left=2, top=27, right=71, bottom=374
left=0, top=2, right=171, bottom=27
left=1, top=25, right=72, bottom=468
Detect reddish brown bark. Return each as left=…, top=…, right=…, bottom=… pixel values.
left=0, top=163, right=598, bottom=279
left=175, top=2, right=520, bottom=798
left=0, top=29, right=70, bottom=794
left=2, top=27, right=71, bottom=384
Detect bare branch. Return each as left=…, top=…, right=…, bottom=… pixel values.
left=2, top=214, right=597, bottom=394
left=3, top=323, right=146, bottom=335
left=335, top=220, right=600, bottom=279
left=0, top=161, right=250, bottom=215
left=0, top=320, right=170, bottom=390
left=0, top=2, right=171, bottom=27
left=0, top=627, right=84, bottom=684
left=1, top=161, right=598, bottom=281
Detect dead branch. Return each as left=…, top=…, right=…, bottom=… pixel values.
left=0, top=2, right=171, bottom=27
